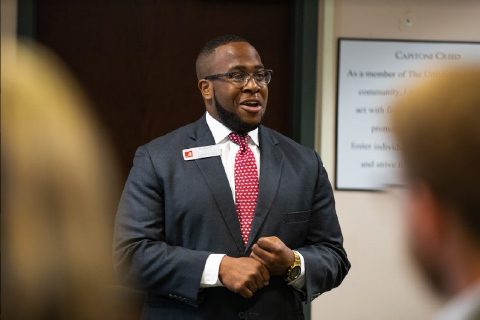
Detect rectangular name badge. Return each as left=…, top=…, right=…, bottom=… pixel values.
left=183, top=145, right=221, bottom=161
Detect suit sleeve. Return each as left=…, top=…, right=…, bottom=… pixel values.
left=296, top=152, right=351, bottom=302
left=113, top=146, right=211, bottom=307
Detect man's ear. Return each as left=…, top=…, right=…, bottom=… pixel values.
left=198, top=80, right=213, bottom=100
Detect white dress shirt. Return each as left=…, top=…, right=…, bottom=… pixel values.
left=200, top=112, right=306, bottom=290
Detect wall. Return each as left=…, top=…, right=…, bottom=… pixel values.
left=1, top=0, right=18, bottom=63
left=1, top=0, right=17, bottom=37
left=312, top=0, right=480, bottom=319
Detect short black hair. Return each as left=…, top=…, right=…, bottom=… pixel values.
left=195, top=35, right=250, bottom=80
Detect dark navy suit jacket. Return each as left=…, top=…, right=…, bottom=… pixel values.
left=113, top=114, right=350, bottom=320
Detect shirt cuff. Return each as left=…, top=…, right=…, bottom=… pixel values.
left=288, top=251, right=306, bottom=290
left=200, top=254, right=226, bottom=288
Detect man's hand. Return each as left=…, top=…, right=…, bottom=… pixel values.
left=218, top=256, right=270, bottom=298
left=250, top=236, right=294, bottom=276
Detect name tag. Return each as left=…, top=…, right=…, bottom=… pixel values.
left=183, top=145, right=221, bottom=161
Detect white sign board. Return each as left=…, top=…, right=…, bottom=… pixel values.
left=336, top=39, right=480, bottom=191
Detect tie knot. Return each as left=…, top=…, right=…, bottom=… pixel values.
left=229, top=132, right=250, bottom=151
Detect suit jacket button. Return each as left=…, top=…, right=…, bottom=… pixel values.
left=238, top=311, right=245, bottom=319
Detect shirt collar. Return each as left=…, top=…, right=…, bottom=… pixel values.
left=205, top=111, right=259, bottom=147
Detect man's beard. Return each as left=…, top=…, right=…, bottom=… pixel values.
left=214, top=92, right=264, bottom=133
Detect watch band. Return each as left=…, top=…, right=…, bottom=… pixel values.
left=285, top=251, right=301, bottom=282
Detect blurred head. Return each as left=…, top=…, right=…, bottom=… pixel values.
left=196, top=35, right=269, bottom=133
left=2, top=40, right=119, bottom=320
left=392, top=68, right=480, bottom=298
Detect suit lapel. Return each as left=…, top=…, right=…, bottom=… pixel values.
left=245, top=126, right=284, bottom=251
left=189, top=115, right=245, bottom=255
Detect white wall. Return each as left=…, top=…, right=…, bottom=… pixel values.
left=313, top=0, right=480, bottom=319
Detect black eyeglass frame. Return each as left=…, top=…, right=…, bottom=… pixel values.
left=204, top=69, right=273, bottom=87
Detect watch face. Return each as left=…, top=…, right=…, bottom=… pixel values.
left=290, top=266, right=301, bottom=279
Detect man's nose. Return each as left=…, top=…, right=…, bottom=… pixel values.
left=242, top=76, right=260, bottom=92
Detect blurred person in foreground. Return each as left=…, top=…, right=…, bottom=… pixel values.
left=1, top=39, right=120, bottom=320
left=392, top=68, right=480, bottom=320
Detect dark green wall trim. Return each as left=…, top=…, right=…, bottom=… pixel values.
left=17, top=0, right=37, bottom=39
left=291, top=0, right=318, bottom=150
left=292, top=3, right=318, bottom=318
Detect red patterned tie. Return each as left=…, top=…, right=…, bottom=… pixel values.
left=229, top=132, right=259, bottom=247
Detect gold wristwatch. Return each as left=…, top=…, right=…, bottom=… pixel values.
left=285, top=251, right=301, bottom=282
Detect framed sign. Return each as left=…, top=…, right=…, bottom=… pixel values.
left=335, top=38, right=480, bottom=191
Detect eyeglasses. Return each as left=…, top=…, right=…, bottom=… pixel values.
left=204, top=69, right=273, bottom=88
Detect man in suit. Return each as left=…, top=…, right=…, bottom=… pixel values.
left=113, top=35, right=350, bottom=320
left=391, top=68, right=480, bottom=320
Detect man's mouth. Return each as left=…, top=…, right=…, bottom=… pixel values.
left=240, top=100, right=262, bottom=112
